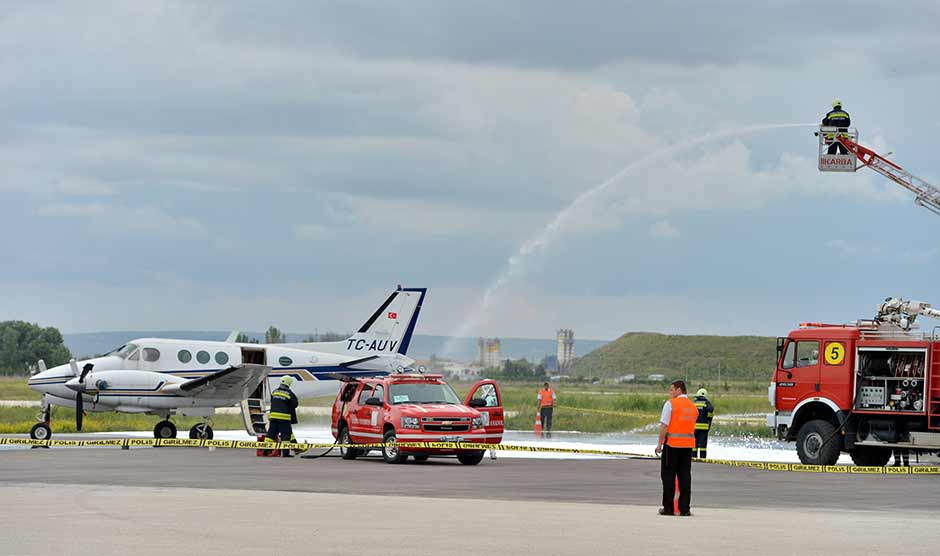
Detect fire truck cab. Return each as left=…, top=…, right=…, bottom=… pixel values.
left=769, top=299, right=940, bottom=466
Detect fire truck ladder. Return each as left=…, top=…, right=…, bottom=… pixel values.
left=838, top=135, right=940, bottom=216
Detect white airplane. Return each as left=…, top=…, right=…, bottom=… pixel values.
left=27, top=286, right=426, bottom=441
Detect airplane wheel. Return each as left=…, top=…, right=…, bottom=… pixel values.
left=189, top=424, right=213, bottom=440
left=30, top=423, right=52, bottom=440
left=154, top=421, right=177, bottom=439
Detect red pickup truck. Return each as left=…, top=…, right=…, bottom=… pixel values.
left=330, top=372, right=504, bottom=465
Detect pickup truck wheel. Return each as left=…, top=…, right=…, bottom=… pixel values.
left=382, top=430, right=405, bottom=464
left=339, top=426, right=358, bottom=460
left=851, top=446, right=891, bottom=467
left=796, top=419, right=840, bottom=465
left=457, top=450, right=485, bottom=466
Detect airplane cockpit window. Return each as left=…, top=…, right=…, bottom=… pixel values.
left=127, top=349, right=140, bottom=361
left=110, top=343, right=139, bottom=359
left=142, top=348, right=160, bottom=362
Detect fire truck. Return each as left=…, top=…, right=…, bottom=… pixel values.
left=768, top=298, right=940, bottom=466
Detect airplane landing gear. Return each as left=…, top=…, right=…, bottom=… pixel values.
left=30, top=396, right=53, bottom=440
left=30, top=422, right=51, bottom=440
left=154, top=420, right=177, bottom=439
left=189, top=422, right=214, bottom=440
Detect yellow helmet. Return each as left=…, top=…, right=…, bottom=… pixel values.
left=696, top=388, right=708, bottom=397
left=832, top=98, right=842, bottom=108
left=280, top=376, right=294, bottom=387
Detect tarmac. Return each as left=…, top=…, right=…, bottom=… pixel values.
left=1, top=447, right=940, bottom=555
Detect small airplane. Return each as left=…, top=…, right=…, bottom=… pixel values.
left=27, top=286, right=426, bottom=440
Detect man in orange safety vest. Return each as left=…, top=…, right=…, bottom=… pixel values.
left=655, top=380, right=697, bottom=516
left=537, top=382, right=556, bottom=439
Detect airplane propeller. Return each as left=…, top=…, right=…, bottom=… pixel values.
left=68, top=360, right=94, bottom=431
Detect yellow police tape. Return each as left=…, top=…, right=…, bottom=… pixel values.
left=1, top=436, right=938, bottom=475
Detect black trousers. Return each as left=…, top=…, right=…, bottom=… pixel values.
left=540, top=407, right=553, bottom=437
left=694, top=430, right=709, bottom=458
left=661, top=445, right=693, bottom=514
left=265, top=420, right=295, bottom=456
left=827, top=141, right=848, bottom=155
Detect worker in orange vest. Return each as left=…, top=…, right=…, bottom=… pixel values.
left=537, top=382, right=556, bottom=439
left=655, top=380, right=697, bottom=516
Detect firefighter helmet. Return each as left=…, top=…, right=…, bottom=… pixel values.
left=280, top=376, right=294, bottom=387
left=696, top=388, right=708, bottom=397
left=832, top=98, right=842, bottom=108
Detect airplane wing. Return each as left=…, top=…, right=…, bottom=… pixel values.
left=166, top=364, right=270, bottom=400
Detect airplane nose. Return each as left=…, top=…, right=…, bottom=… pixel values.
left=65, top=377, right=83, bottom=392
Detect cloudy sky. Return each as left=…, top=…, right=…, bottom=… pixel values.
left=2, top=1, right=938, bottom=342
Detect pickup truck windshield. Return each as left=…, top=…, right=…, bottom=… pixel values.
left=389, top=382, right=461, bottom=405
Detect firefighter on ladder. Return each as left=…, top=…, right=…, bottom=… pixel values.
left=822, top=99, right=851, bottom=155
left=693, top=388, right=713, bottom=459
left=265, top=376, right=299, bottom=457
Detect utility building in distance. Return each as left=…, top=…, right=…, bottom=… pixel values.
left=477, top=337, right=502, bottom=369
left=557, top=329, right=575, bottom=371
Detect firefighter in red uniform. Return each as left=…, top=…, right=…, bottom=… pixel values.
left=656, top=380, right=698, bottom=516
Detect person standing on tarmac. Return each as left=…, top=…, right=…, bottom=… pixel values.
left=655, top=380, right=698, bottom=517
left=265, top=376, right=299, bottom=457
left=822, top=99, right=851, bottom=155
left=693, top=388, right=714, bottom=459
left=537, top=382, right=556, bottom=439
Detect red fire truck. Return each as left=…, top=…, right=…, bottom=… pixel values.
left=768, top=298, right=940, bottom=465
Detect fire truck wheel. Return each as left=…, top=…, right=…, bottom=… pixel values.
left=338, top=426, right=358, bottom=460
left=382, top=430, right=406, bottom=464
left=796, top=419, right=841, bottom=465
left=457, top=450, right=485, bottom=466
left=851, top=446, right=891, bottom=467
left=412, top=454, right=429, bottom=463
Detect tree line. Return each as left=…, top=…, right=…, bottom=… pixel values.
left=0, top=321, right=72, bottom=376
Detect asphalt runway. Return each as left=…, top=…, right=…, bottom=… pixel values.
left=3, top=447, right=940, bottom=555
left=1, top=446, right=939, bottom=511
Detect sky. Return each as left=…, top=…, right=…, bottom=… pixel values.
left=1, top=1, right=939, bottom=343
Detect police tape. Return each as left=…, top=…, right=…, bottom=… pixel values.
left=1, top=436, right=938, bottom=474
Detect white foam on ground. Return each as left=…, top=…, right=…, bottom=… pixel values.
left=98, top=426, right=858, bottom=464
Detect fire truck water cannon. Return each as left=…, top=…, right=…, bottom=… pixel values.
left=858, top=297, right=940, bottom=331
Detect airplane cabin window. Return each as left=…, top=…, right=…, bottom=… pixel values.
left=215, top=352, right=229, bottom=365
left=196, top=351, right=210, bottom=364
left=178, top=350, right=192, bottom=363
left=278, top=356, right=293, bottom=367
left=142, top=348, right=160, bottom=362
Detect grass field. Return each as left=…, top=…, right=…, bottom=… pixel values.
left=0, top=377, right=774, bottom=437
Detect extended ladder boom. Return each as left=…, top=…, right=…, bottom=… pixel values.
left=838, top=136, right=940, bottom=216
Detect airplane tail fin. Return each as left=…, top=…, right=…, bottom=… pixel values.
left=292, top=287, right=426, bottom=356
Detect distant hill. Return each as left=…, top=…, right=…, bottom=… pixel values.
left=571, top=332, right=777, bottom=381
left=62, top=331, right=609, bottom=363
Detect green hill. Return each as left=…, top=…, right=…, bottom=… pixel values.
left=571, top=332, right=777, bottom=382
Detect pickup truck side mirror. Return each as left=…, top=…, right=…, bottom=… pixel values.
left=364, top=397, right=383, bottom=407
left=467, top=398, right=487, bottom=408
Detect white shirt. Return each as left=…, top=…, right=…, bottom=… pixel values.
left=660, top=394, right=689, bottom=426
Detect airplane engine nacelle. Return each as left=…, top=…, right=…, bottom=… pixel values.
left=83, top=370, right=186, bottom=396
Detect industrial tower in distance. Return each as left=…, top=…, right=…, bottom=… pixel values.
left=477, top=337, right=502, bottom=369
left=556, top=329, right=575, bottom=371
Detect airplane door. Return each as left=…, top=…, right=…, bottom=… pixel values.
left=464, top=380, right=504, bottom=442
